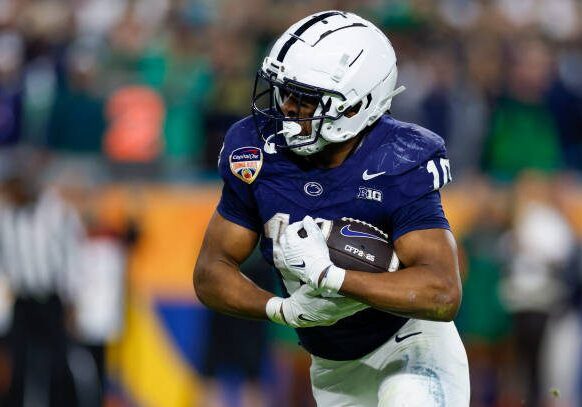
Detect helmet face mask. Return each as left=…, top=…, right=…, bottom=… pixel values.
left=251, top=11, right=405, bottom=156
left=252, top=69, right=346, bottom=154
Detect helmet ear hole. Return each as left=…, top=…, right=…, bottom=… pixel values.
left=319, top=97, right=332, bottom=115
left=344, top=101, right=362, bottom=118
left=364, top=94, right=372, bottom=109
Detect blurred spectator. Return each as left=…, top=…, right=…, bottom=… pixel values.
left=139, top=20, right=214, bottom=167
left=74, top=0, right=128, bottom=38
left=101, top=1, right=150, bottom=93
left=17, top=0, right=73, bottom=146
left=47, top=38, right=106, bottom=152
left=75, top=216, right=131, bottom=346
left=20, top=55, right=57, bottom=146
left=499, top=173, right=575, bottom=407
left=0, top=149, right=89, bottom=407
left=494, top=0, right=579, bottom=40
left=455, top=178, right=513, bottom=406
left=71, top=214, right=135, bottom=407
left=482, top=39, right=563, bottom=180
left=549, top=47, right=582, bottom=172
left=103, top=86, right=165, bottom=165
left=541, top=237, right=582, bottom=407
left=100, top=3, right=165, bottom=169
left=202, top=26, right=255, bottom=170
left=419, top=39, right=494, bottom=178
left=0, top=31, right=24, bottom=146
left=567, top=239, right=582, bottom=406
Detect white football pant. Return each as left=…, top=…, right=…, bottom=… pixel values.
left=310, top=319, right=470, bottom=406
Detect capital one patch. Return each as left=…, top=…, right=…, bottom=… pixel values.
left=229, top=146, right=263, bottom=184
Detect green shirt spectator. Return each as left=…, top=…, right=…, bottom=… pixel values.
left=483, top=97, right=563, bottom=181
left=48, top=87, right=105, bottom=152
left=139, top=35, right=214, bottom=163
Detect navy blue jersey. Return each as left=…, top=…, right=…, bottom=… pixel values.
left=217, top=114, right=452, bottom=361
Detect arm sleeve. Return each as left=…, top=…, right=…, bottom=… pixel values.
left=391, top=190, right=450, bottom=242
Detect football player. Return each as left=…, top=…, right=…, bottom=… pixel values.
left=194, top=11, right=469, bottom=406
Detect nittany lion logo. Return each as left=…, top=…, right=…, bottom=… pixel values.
left=229, top=146, right=263, bottom=184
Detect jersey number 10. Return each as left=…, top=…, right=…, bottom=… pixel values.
left=426, top=158, right=452, bottom=190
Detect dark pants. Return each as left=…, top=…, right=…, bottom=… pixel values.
left=7, top=295, right=78, bottom=407
left=513, top=311, right=549, bottom=407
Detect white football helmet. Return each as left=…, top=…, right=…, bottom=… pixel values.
left=252, top=10, right=405, bottom=156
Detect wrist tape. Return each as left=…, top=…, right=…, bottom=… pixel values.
left=266, top=297, right=287, bottom=325
left=319, top=264, right=346, bottom=294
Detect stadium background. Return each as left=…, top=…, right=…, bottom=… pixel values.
left=0, top=0, right=581, bottom=406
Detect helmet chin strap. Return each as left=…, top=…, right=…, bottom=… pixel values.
left=264, top=122, right=303, bottom=154
left=282, top=121, right=330, bottom=156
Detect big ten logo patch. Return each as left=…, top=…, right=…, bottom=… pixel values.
left=357, top=187, right=383, bottom=202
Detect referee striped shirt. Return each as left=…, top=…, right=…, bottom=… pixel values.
left=0, top=189, right=84, bottom=301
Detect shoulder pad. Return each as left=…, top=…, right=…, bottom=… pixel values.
left=372, top=118, right=446, bottom=176
left=221, top=116, right=260, bottom=153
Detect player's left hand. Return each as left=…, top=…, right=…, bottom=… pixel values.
left=280, top=215, right=346, bottom=294
left=266, top=284, right=368, bottom=328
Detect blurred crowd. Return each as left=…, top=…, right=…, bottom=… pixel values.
left=0, top=0, right=581, bottom=406
left=0, top=0, right=577, bottom=176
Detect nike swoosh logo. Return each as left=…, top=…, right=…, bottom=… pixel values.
left=290, top=260, right=306, bottom=268
left=340, top=225, right=388, bottom=243
left=298, top=314, right=316, bottom=322
left=362, top=169, right=386, bottom=181
left=394, top=331, right=422, bottom=343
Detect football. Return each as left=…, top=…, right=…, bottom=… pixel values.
left=319, top=217, right=400, bottom=273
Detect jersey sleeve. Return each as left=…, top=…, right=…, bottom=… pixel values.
left=387, top=150, right=452, bottom=207
left=388, top=155, right=453, bottom=240
left=216, top=125, right=262, bottom=233
left=391, top=190, right=450, bottom=241
left=217, top=183, right=262, bottom=233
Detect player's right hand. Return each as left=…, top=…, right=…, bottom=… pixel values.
left=265, top=284, right=369, bottom=328
left=280, top=215, right=346, bottom=295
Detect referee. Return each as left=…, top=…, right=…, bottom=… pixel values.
left=0, top=154, right=87, bottom=407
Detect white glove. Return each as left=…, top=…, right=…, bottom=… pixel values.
left=265, top=284, right=368, bottom=328
left=280, top=215, right=346, bottom=294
